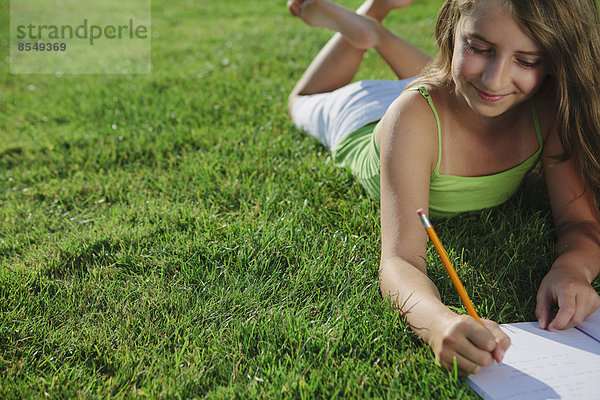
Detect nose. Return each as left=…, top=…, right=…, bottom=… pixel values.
left=481, top=56, right=511, bottom=92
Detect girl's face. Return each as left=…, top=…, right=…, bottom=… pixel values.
left=451, top=0, right=550, bottom=118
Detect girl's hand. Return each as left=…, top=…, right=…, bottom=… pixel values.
left=536, top=264, right=600, bottom=330
left=430, top=314, right=510, bottom=375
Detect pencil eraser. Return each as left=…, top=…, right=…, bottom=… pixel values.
left=417, top=208, right=425, bottom=216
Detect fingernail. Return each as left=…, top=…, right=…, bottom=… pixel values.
left=497, top=349, right=505, bottom=363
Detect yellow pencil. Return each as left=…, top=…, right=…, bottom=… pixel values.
left=417, top=209, right=482, bottom=324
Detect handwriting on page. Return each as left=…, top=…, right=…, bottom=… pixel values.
left=467, top=322, right=600, bottom=400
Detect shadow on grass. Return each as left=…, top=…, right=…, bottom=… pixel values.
left=41, top=238, right=146, bottom=281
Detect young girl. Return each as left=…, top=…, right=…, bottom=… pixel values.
left=287, top=0, right=600, bottom=375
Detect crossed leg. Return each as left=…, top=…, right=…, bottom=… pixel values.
left=287, top=0, right=432, bottom=113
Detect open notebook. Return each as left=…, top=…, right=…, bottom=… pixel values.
left=467, top=308, right=600, bottom=400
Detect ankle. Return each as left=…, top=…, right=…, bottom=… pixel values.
left=356, top=0, right=389, bottom=22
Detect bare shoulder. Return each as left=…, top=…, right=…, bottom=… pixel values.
left=377, top=85, right=439, bottom=174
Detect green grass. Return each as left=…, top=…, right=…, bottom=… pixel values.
left=1, top=0, right=597, bottom=398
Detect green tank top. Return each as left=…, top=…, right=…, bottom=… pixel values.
left=332, top=86, right=543, bottom=218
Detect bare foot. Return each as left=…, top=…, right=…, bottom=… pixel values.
left=357, top=0, right=414, bottom=20
left=287, top=0, right=380, bottom=49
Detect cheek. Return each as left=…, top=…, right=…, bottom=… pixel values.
left=452, top=52, right=484, bottom=79
left=516, top=70, right=548, bottom=94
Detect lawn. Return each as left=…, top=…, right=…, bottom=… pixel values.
left=1, top=0, right=594, bottom=398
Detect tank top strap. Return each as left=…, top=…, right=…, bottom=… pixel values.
left=405, top=86, right=443, bottom=173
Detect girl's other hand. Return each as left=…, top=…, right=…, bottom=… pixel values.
left=430, top=314, right=510, bottom=375
left=535, top=264, right=600, bottom=331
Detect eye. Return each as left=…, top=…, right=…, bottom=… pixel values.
left=464, top=40, right=490, bottom=55
left=517, top=58, right=542, bottom=69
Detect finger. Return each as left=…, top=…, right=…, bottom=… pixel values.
left=457, top=336, right=495, bottom=369
left=439, top=353, right=483, bottom=376
left=492, top=333, right=511, bottom=364
left=535, top=290, right=554, bottom=330
left=558, top=292, right=600, bottom=330
left=436, top=316, right=495, bottom=374
left=481, top=320, right=511, bottom=363
left=436, top=327, right=493, bottom=374
left=465, top=321, right=497, bottom=353
left=568, top=301, right=588, bottom=329
left=548, top=294, right=576, bottom=331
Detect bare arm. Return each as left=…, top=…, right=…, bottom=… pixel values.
left=537, top=126, right=600, bottom=330
left=378, top=90, right=509, bottom=374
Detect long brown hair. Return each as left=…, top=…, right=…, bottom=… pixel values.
left=417, top=0, right=600, bottom=198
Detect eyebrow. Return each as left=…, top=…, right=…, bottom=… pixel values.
left=466, top=33, right=546, bottom=57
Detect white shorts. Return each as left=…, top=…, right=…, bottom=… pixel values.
left=290, top=79, right=415, bottom=151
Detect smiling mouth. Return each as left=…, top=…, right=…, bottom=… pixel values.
left=472, top=85, right=510, bottom=103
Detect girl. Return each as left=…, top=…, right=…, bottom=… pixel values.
left=287, top=0, right=600, bottom=375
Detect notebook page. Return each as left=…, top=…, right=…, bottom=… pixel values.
left=466, top=322, right=600, bottom=400
left=576, top=307, right=600, bottom=340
